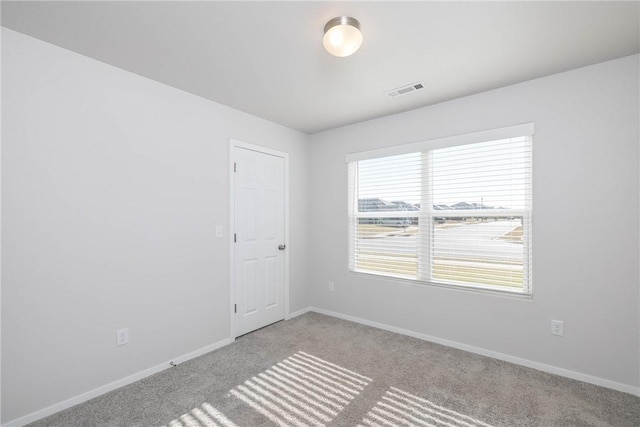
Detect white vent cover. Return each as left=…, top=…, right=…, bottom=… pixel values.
left=386, top=82, right=424, bottom=98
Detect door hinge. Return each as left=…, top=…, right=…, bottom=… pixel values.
left=234, top=162, right=237, bottom=172
left=234, top=233, right=237, bottom=243
left=234, top=304, right=237, bottom=314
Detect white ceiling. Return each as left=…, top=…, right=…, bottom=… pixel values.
left=2, top=1, right=639, bottom=134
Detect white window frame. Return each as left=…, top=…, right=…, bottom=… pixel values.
left=346, top=123, right=533, bottom=295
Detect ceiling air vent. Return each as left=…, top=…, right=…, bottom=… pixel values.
left=387, top=82, right=425, bottom=98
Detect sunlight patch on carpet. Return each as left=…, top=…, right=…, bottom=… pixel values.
left=230, top=351, right=372, bottom=426
left=164, top=402, right=238, bottom=427
left=161, top=354, right=492, bottom=427
left=358, top=386, right=494, bottom=427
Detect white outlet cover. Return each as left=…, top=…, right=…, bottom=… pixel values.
left=551, top=320, right=564, bottom=336
left=117, top=327, right=129, bottom=346
left=215, top=225, right=224, bottom=238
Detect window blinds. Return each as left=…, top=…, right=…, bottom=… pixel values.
left=348, top=131, right=532, bottom=294
left=349, top=153, right=422, bottom=278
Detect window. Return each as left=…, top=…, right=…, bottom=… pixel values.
left=347, top=124, right=533, bottom=294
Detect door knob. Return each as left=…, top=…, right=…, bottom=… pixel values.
left=278, top=244, right=286, bottom=250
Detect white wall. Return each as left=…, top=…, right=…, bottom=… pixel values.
left=308, top=55, right=640, bottom=391
left=1, top=29, right=308, bottom=423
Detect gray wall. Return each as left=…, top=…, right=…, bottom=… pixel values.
left=308, top=55, right=639, bottom=390
left=1, top=29, right=309, bottom=422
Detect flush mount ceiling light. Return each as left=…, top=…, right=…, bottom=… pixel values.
left=323, top=16, right=363, bottom=57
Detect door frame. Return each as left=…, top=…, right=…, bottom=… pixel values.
left=229, top=139, right=290, bottom=340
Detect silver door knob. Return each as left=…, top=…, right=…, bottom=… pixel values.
left=278, top=244, right=286, bottom=250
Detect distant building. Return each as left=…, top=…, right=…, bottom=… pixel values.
left=391, top=201, right=419, bottom=211
left=358, top=198, right=412, bottom=226
left=358, top=198, right=397, bottom=212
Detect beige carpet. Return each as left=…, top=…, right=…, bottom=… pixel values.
left=29, top=312, right=640, bottom=426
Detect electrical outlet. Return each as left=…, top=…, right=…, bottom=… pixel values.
left=117, top=327, right=129, bottom=346
left=328, top=281, right=335, bottom=292
left=551, top=320, right=564, bottom=336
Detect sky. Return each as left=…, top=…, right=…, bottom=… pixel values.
left=357, top=137, right=531, bottom=210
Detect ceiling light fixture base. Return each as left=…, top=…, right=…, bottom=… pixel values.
left=323, top=16, right=363, bottom=57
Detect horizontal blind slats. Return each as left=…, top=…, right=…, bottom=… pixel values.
left=349, top=134, right=532, bottom=294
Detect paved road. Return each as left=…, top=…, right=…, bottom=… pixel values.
left=358, top=220, right=523, bottom=263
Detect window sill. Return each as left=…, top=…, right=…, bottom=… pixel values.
left=348, top=270, right=533, bottom=300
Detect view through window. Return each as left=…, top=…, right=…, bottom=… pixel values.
left=348, top=133, right=532, bottom=293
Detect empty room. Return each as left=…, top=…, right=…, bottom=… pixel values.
left=1, top=1, right=639, bottom=426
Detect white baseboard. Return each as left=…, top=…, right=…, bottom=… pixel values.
left=308, top=307, right=640, bottom=397
left=285, top=306, right=312, bottom=320
left=2, top=338, right=232, bottom=427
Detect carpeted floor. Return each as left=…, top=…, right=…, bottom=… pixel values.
left=29, top=312, right=640, bottom=426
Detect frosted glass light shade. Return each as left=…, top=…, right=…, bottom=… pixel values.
left=323, top=16, right=363, bottom=57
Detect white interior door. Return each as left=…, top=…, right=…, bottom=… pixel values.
left=234, top=146, right=286, bottom=337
